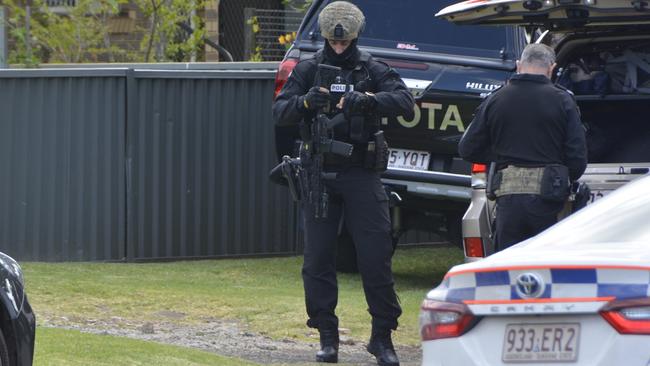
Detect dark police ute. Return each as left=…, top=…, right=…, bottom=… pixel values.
left=274, top=0, right=527, bottom=270
left=437, top=0, right=650, bottom=261
left=0, top=252, right=35, bottom=366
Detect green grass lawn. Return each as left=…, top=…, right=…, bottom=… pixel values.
left=23, top=246, right=463, bottom=362
left=35, top=327, right=255, bottom=366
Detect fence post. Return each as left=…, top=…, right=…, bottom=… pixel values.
left=0, top=7, right=6, bottom=68
left=243, top=7, right=254, bottom=61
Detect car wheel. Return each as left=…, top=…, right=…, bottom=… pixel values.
left=0, top=330, right=10, bottom=366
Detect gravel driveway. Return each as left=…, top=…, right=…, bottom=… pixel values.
left=42, top=315, right=422, bottom=365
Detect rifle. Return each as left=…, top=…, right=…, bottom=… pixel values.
left=302, top=64, right=354, bottom=219
left=269, top=64, right=353, bottom=219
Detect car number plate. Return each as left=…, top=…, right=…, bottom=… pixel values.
left=502, top=323, right=580, bottom=363
left=387, top=148, right=430, bottom=171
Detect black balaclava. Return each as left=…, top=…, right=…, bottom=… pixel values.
left=323, top=38, right=360, bottom=68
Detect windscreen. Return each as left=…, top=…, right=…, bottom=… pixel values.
left=306, top=0, right=510, bottom=58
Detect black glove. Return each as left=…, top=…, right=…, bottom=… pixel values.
left=301, top=86, right=330, bottom=111
left=342, top=91, right=377, bottom=118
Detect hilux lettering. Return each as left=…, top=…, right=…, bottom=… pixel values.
left=466, top=82, right=501, bottom=91
left=381, top=103, right=466, bottom=132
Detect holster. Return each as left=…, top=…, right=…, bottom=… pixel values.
left=486, top=162, right=500, bottom=201
left=540, top=164, right=571, bottom=202
left=364, top=130, right=389, bottom=172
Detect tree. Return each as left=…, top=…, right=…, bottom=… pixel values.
left=4, top=0, right=126, bottom=64
left=3, top=0, right=206, bottom=65
left=131, top=0, right=206, bottom=62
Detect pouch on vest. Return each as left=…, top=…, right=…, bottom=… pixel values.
left=364, top=130, right=389, bottom=172
left=540, top=164, right=570, bottom=202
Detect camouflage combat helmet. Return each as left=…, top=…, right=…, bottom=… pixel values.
left=318, top=1, right=365, bottom=41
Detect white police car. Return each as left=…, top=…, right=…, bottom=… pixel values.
left=420, top=173, right=650, bottom=365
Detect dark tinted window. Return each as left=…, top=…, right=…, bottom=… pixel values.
left=306, top=0, right=509, bottom=57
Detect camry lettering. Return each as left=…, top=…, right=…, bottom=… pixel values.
left=485, top=304, right=583, bottom=314
left=383, top=103, right=466, bottom=132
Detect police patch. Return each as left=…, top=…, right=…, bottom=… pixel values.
left=330, top=84, right=348, bottom=93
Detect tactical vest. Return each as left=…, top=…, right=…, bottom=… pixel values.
left=310, top=50, right=380, bottom=144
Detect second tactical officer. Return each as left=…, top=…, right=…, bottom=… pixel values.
left=458, top=43, right=587, bottom=251
left=272, top=2, right=414, bottom=365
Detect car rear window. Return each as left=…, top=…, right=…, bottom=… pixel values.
left=303, top=0, right=510, bottom=58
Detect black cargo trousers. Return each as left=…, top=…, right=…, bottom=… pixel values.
left=301, top=166, right=402, bottom=332
left=495, top=194, right=565, bottom=251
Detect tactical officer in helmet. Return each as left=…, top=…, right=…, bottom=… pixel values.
left=273, top=2, right=414, bottom=365
left=459, top=44, right=587, bottom=251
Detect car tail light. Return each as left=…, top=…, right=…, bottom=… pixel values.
left=274, top=58, right=299, bottom=99
left=471, top=163, right=486, bottom=174
left=601, top=299, right=650, bottom=335
left=419, top=300, right=478, bottom=341
left=463, top=237, right=485, bottom=258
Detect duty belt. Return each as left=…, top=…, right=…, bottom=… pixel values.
left=495, top=166, right=545, bottom=197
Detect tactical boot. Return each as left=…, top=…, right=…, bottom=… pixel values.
left=367, top=330, right=399, bottom=366
left=316, top=328, right=339, bottom=363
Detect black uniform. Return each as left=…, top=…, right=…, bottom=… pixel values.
left=273, top=45, right=414, bottom=333
left=459, top=73, right=587, bottom=250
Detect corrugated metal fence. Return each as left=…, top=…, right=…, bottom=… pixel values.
left=0, top=62, right=442, bottom=262
left=0, top=63, right=297, bottom=262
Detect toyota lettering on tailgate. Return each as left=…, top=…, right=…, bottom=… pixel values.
left=382, top=102, right=466, bottom=132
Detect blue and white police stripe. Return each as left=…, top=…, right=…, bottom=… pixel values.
left=427, top=267, right=650, bottom=304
